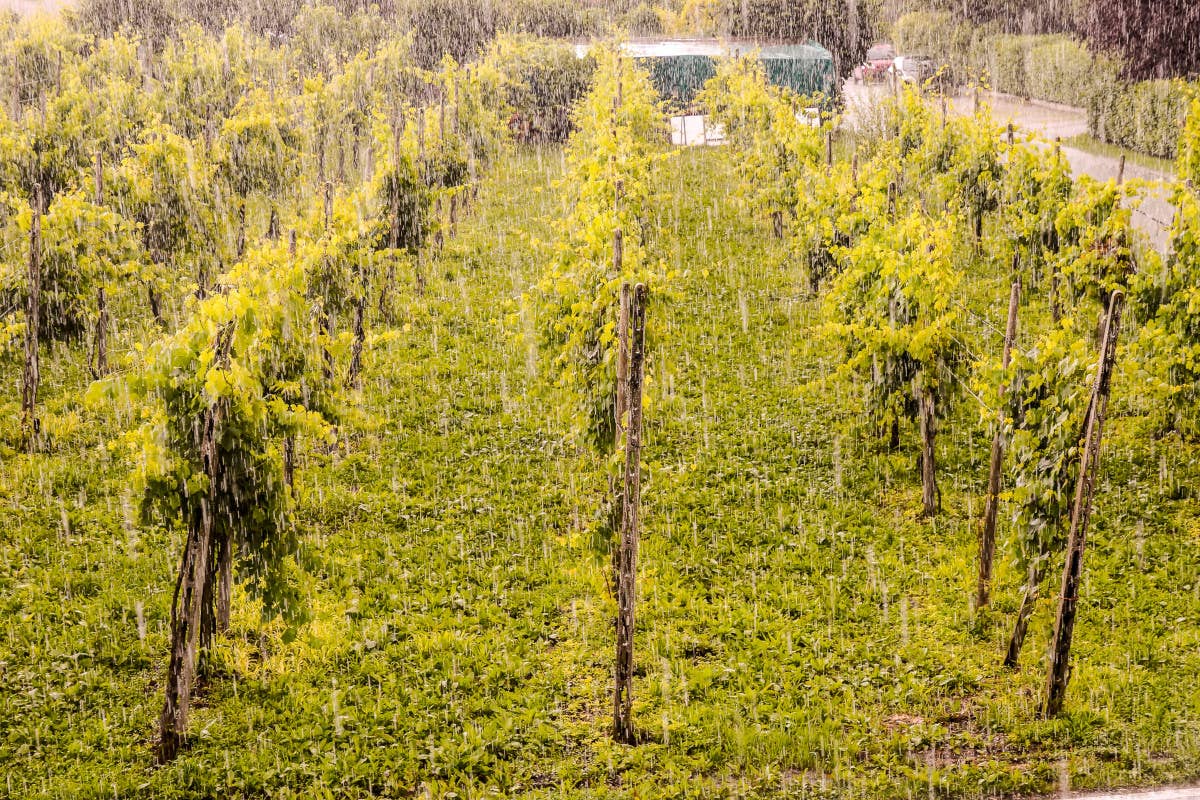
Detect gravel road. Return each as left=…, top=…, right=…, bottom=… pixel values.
left=843, top=81, right=1176, bottom=251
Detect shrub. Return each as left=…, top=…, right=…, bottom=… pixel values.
left=892, top=23, right=1114, bottom=111
left=483, top=35, right=595, bottom=144
left=892, top=11, right=977, bottom=84
left=495, top=0, right=596, bottom=38
left=1025, top=37, right=1112, bottom=108
left=400, top=0, right=496, bottom=70
left=978, top=35, right=1029, bottom=97
left=1088, top=78, right=1194, bottom=160
left=624, top=3, right=664, bottom=35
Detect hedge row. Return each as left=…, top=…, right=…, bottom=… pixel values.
left=977, top=35, right=1113, bottom=108
left=1089, top=79, right=1195, bottom=160
left=893, top=12, right=1195, bottom=159
left=893, top=14, right=1109, bottom=106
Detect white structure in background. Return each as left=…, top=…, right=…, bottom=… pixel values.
left=671, top=115, right=726, bottom=146
left=575, top=39, right=835, bottom=148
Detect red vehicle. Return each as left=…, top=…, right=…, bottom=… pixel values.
left=854, top=43, right=897, bottom=83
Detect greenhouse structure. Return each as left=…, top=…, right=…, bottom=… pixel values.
left=576, top=40, right=837, bottom=108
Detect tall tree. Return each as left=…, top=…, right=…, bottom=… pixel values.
left=721, top=0, right=881, bottom=75
left=1083, top=0, right=1200, bottom=80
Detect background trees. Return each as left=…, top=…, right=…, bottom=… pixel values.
left=1082, top=0, right=1200, bottom=80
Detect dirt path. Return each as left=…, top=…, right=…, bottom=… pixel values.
left=1065, top=788, right=1200, bottom=799
left=843, top=82, right=1176, bottom=251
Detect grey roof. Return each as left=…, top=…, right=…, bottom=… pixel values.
left=573, top=39, right=833, bottom=62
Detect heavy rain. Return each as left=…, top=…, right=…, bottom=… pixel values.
left=0, top=0, right=1199, bottom=798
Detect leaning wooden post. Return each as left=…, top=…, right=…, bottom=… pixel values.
left=977, top=279, right=1021, bottom=609
left=22, top=185, right=43, bottom=450
left=1007, top=123, right=1014, bottom=147
left=614, top=283, right=647, bottom=745
left=1116, top=154, right=1126, bottom=186
left=1042, top=290, right=1124, bottom=717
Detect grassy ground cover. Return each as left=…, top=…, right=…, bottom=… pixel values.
left=2, top=145, right=1199, bottom=799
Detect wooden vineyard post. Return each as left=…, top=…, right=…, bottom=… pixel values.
left=1042, top=290, right=1124, bottom=717
left=940, top=94, right=947, bottom=130
left=452, top=77, right=459, bottom=136
left=417, top=109, right=426, bottom=170
left=323, top=180, right=333, bottom=230
left=92, top=153, right=109, bottom=378
left=1007, top=123, right=1014, bottom=148
left=346, top=295, right=366, bottom=389
left=9, top=53, right=19, bottom=120
left=1049, top=138, right=1062, bottom=324
left=21, top=184, right=43, bottom=451
left=825, top=129, right=833, bottom=170
left=609, top=218, right=627, bottom=591
left=214, top=529, right=232, bottom=634
left=612, top=278, right=630, bottom=589
left=1116, top=155, right=1126, bottom=186
left=616, top=279, right=630, bottom=440
left=321, top=183, right=335, bottom=382
left=977, top=279, right=1020, bottom=609
left=771, top=210, right=784, bottom=239
left=92, top=287, right=109, bottom=379
left=614, top=283, right=646, bottom=745
left=918, top=386, right=938, bottom=516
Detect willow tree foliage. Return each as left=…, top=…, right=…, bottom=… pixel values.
left=1083, top=0, right=1200, bottom=80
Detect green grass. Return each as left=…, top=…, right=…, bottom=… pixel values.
left=2, top=145, right=1200, bottom=798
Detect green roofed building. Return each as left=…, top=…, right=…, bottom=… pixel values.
left=576, top=40, right=837, bottom=108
